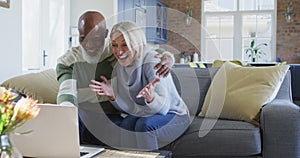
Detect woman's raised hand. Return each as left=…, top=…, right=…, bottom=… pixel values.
left=136, top=78, right=160, bottom=103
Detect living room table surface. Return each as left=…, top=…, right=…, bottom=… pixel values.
left=94, top=147, right=172, bottom=158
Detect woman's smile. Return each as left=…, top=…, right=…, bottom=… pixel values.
left=111, top=31, right=136, bottom=67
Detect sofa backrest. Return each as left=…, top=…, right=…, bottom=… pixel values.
left=1, top=66, right=292, bottom=109
left=289, top=64, right=300, bottom=104
left=275, top=70, right=292, bottom=101
left=171, top=67, right=292, bottom=117
left=171, top=67, right=219, bottom=116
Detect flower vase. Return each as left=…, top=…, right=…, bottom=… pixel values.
left=252, top=54, right=257, bottom=62
left=0, top=135, right=22, bottom=158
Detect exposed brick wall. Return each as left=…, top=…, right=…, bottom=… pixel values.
left=163, top=0, right=300, bottom=64
left=277, top=0, right=300, bottom=64
left=162, top=0, right=201, bottom=62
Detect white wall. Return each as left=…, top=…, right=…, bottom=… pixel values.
left=0, top=0, right=117, bottom=83
left=0, top=1, right=22, bottom=83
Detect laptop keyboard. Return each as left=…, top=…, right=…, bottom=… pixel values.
left=80, top=152, right=89, bottom=156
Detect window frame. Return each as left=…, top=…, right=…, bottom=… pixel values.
left=201, top=0, right=277, bottom=62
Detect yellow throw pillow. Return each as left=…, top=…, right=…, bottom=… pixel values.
left=0, top=69, right=59, bottom=104
left=212, top=59, right=243, bottom=68
left=199, top=62, right=289, bottom=125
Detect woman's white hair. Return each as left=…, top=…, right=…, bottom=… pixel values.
left=110, top=21, right=147, bottom=60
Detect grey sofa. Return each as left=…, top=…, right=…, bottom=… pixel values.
left=1, top=66, right=299, bottom=158
left=290, top=64, right=300, bottom=105
left=162, top=65, right=300, bottom=158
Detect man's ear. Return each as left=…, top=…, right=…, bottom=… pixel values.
left=104, top=29, right=108, bottom=38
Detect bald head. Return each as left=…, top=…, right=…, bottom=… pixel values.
left=78, top=11, right=108, bottom=62
left=78, top=11, right=106, bottom=30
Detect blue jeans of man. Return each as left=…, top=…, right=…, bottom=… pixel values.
left=79, top=114, right=123, bottom=145
left=78, top=101, right=123, bottom=146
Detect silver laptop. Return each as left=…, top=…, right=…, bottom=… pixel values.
left=10, top=104, right=104, bottom=158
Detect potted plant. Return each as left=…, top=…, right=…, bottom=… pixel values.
left=245, top=40, right=268, bottom=62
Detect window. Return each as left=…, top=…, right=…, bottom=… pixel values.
left=201, top=0, right=276, bottom=62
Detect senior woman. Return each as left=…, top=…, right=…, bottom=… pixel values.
left=90, top=21, right=189, bottom=150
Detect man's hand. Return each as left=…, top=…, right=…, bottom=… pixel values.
left=154, top=52, right=174, bottom=78
left=89, top=76, right=115, bottom=101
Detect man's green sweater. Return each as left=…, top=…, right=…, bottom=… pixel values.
left=56, top=44, right=120, bottom=113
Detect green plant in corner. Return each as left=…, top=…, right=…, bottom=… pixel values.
left=245, top=40, right=268, bottom=62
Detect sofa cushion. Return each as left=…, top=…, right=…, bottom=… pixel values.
left=164, top=117, right=261, bottom=157
left=212, top=59, right=243, bottom=67
left=199, top=62, right=290, bottom=125
left=0, top=69, right=59, bottom=104
left=171, top=67, right=218, bottom=116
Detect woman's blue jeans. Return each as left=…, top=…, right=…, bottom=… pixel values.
left=119, top=113, right=190, bottom=150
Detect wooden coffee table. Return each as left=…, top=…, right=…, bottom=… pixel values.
left=94, top=148, right=172, bottom=158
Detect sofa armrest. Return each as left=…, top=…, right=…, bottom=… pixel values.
left=260, top=99, right=300, bottom=158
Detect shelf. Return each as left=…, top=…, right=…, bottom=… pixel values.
left=118, top=0, right=168, bottom=44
